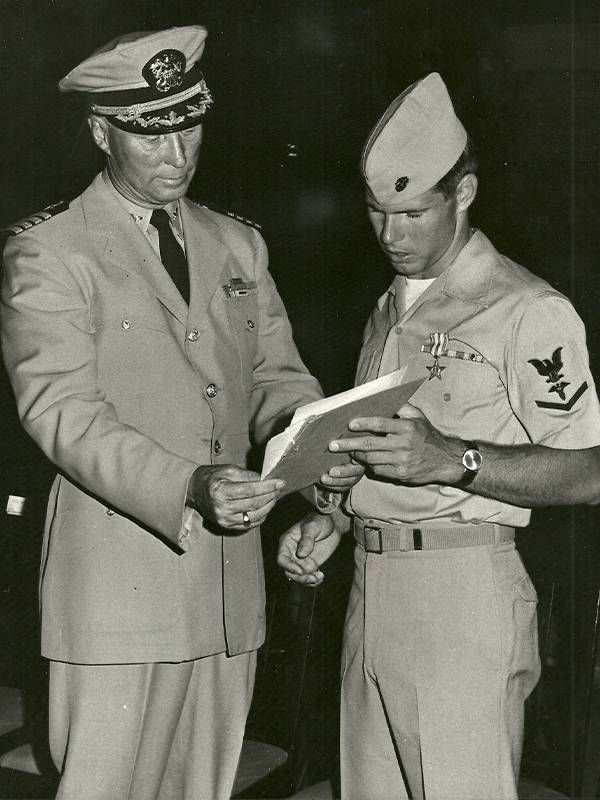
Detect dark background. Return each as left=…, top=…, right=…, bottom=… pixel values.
left=1, top=0, right=600, bottom=797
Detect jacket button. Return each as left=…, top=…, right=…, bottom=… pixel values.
left=214, top=439, right=222, bottom=454
left=187, top=328, right=200, bottom=342
left=121, top=319, right=131, bottom=330
left=246, top=319, right=255, bottom=330
left=206, top=383, right=218, bottom=398
left=106, top=508, right=114, bottom=516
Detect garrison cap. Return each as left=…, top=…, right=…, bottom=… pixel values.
left=361, top=72, right=467, bottom=206
left=59, top=26, right=212, bottom=134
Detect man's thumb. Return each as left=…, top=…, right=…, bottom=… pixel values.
left=396, top=402, right=426, bottom=421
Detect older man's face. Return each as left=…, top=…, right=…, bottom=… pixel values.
left=92, top=118, right=203, bottom=208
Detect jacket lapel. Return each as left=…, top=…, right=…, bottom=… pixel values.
left=179, top=199, right=230, bottom=316
left=80, top=174, right=189, bottom=325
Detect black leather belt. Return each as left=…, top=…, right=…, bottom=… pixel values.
left=353, top=517, right=515, bottom=554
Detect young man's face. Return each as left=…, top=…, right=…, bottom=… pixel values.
left=367, top=185, right=462, bottom=280
left=90, top=117, right=203, bottom=207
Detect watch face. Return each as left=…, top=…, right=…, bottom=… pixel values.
left=463, top=449, right=483, bottom=471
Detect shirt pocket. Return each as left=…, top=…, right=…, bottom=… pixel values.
left=420, top=354, right=506, bottom=439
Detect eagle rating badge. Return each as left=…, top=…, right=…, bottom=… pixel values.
left=527, top=346, right=588, bottom=410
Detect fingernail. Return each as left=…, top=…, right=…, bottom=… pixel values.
left=275, top=480, right=285, bottom=489
left=329, top=442, right=339, bottom=451
left=349, top=420, right=359, bottom=430
left=329, top=469, right=339, bottom=477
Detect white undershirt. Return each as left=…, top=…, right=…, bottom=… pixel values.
left=401, top=276, right=436, bottom=315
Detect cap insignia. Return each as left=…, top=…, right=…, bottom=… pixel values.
left=142, top=49, right=186, bottom=93
left=395, top=176, right=409, bottom=192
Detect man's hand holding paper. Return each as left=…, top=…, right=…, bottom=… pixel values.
left=329, top=403, right=465, bottom=486
left=319, top=461, right=365, bottom=491
left=261, top=368, right=425, bottom=495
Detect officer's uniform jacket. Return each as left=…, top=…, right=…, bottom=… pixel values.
left=1, top=172, right=322, bottom=664
left=349, top=229, right=600, bottom=527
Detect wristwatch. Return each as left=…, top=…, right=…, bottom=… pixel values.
left=457, top=440, right=482, bottom=487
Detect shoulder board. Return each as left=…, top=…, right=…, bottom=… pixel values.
left=199, top=201, right=261, bottom=231
left=0, top=200, right=70, bottom=238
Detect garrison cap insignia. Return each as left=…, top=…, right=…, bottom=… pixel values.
left=528, top=346, right=588, bottom=410
left=395, top=176, right=409, bottom=192
left=142, top=49, right=185, bottom=93
left=0, top=200, right=69, bottom=238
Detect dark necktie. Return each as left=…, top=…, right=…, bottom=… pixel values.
left=150, top=209, right=190, bottom=304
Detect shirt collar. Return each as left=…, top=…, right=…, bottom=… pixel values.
left=377, top=274, right=405, bottom=311
left=102, top=169, right=182, bottom=236
left=376, top=229, right=499, bottom=312
left=437, top=229, right=499, bottom=308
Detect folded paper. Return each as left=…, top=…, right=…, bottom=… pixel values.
left=261, top=368, right=425, bottom=495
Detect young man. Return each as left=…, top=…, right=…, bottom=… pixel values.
left=279, top=73, right=600, bottom=799
left=1, top=25, right=350, bottom=800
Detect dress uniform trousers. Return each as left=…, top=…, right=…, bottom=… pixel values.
left=49, top=651, right=256, bottom=800
left=340, top=534, right=540, bottom=800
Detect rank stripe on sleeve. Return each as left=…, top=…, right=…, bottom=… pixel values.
left=535, top=381, right=588, bottom=411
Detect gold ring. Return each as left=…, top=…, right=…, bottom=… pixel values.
left=242, top=511, right=251, bottom=527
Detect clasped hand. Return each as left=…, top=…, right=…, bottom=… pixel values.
left=277, top=512, right=341, bottom=586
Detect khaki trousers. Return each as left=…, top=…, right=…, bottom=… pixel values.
left=340, top=541, right=540, bottom=800
left=49, top=651, right=256, bottom=800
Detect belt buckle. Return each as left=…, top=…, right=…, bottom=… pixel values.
left=363, top=525, right=383, bottom=554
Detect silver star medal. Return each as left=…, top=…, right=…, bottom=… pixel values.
left=426, top=332, right=448, bottom=380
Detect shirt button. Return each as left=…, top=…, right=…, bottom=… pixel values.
left=395, top=325, right=402, bottom=334
left=214, top=439, right=222, bottom=454
left=121, top=319, right=131, bottom=330
left=206, top=383, right=218, bottom=398
left=187, top=328, right=200, bottom=342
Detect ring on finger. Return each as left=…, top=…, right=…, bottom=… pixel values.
left=242, top=510, right=251, bottom=527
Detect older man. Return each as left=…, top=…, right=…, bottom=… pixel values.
left=0, top=25, right=352, bottom=800
left=279, top=73, right=600, bottom=799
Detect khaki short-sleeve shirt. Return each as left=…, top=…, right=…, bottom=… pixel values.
left=348, top=230, right=600, bottom=528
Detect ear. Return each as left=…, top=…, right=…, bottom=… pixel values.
left=88, top=115, right=111, bottom=156
left=455, top=173, right=478, bottom=213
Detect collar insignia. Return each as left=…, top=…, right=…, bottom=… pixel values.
left=395, top=176, right=409, bottom=192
